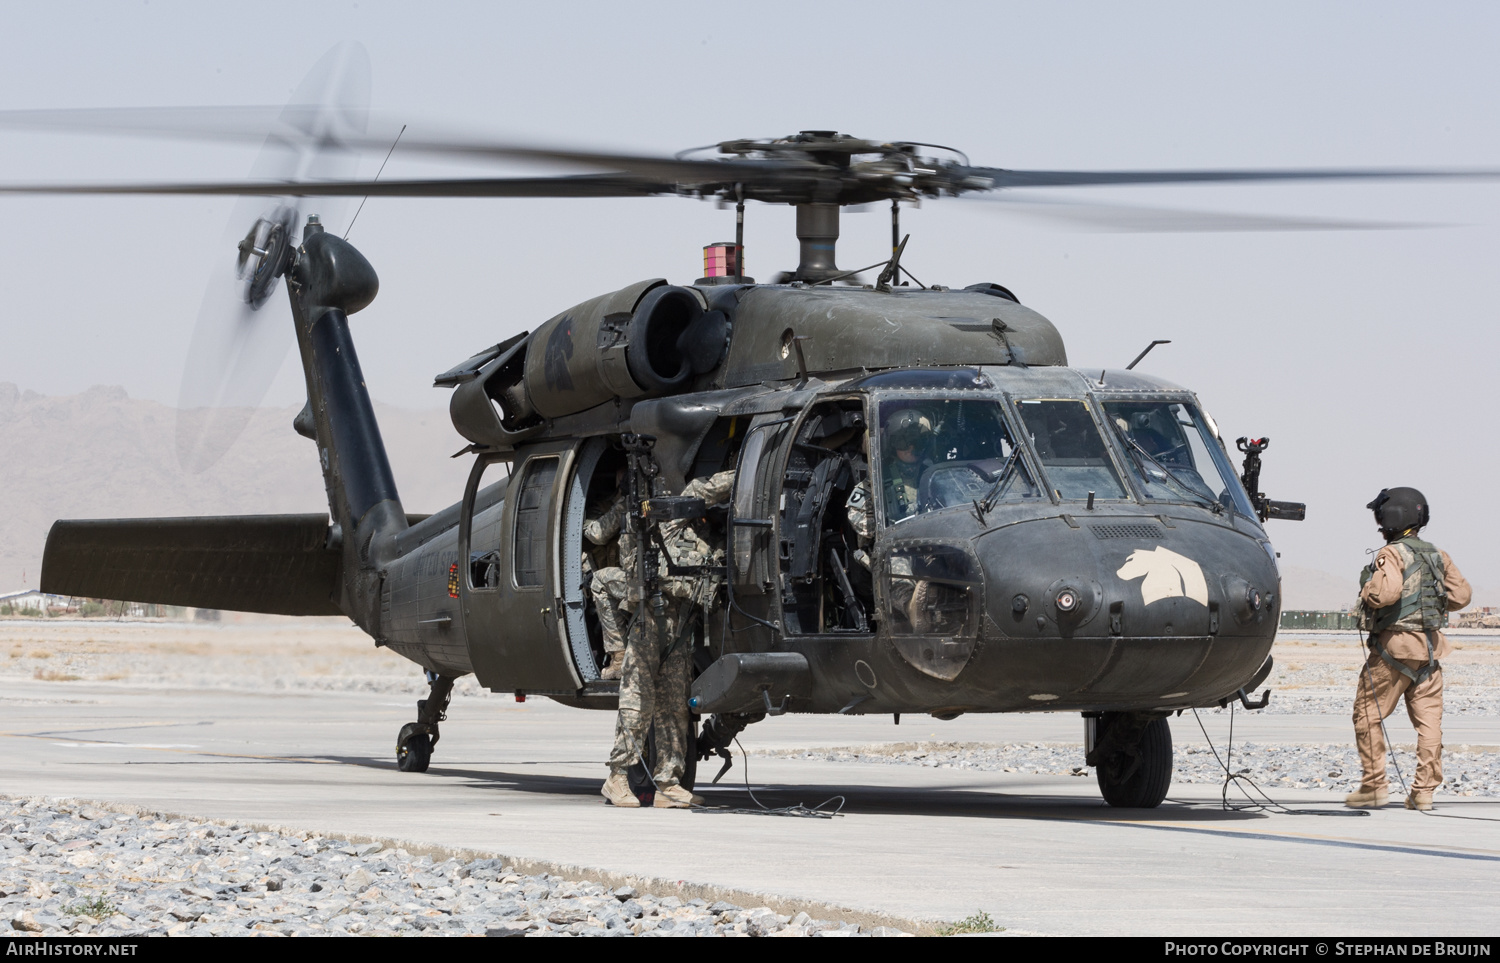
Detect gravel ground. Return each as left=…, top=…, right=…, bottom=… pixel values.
left=0, top=798, right=907, bottom=937
left=0, top=621, right=483, bottom=698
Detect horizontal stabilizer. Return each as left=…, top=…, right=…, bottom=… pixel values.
left=41, top=515, right=344, bottom=616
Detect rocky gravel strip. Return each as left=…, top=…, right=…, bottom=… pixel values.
left=757, top=739, right=1500, bottom=798
left=0, top=798, right=910, bottom=937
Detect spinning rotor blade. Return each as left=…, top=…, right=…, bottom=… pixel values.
left=969, top=193, right=1434, bottom=233
left=176, top=42, right=370, bottom=474
left=6, top=104, right=1499, bottom=206
left=0, top=173, right=678, bottom=199
left=0, top=107, right=801, bottom=183
left=964, top=165, right=1500, bottom=189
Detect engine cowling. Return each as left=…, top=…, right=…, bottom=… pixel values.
left=520, top=280, right=724, bottom=419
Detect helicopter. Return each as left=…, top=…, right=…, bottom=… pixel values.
left=19, top=95, right=1492, bottom=808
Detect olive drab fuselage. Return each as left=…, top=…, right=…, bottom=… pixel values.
left=372, top=278, right=1281, bottom=717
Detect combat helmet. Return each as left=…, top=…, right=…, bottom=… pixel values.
left=884, top=408, right=933, bottom=457
left=1368, top=487, right=1429, bottom=539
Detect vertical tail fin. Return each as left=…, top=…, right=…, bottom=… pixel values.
left=285, top=216, right=406, bottom=628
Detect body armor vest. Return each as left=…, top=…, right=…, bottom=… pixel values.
left=1358, top=535, right=1447, bottom=685
left=1360, top=536, right=1448, bottom=634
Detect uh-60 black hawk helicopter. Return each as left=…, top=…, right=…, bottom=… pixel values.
left=31, top=110, right=1490, bottom=809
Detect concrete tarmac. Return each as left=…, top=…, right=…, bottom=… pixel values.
left=3, top=674, right=1499, bottom=936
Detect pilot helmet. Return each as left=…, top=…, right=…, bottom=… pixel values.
left=1367, top=487, right=1429, bottom=538
left=884, top=409, right=933, bottom=457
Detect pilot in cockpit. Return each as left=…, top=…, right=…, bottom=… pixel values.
left=881, top=407, right=936, bottom=524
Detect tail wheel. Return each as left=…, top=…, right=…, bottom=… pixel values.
left=396, top=724, right=433, bottom=773
left=1096, top=715, right=1172, bottom=808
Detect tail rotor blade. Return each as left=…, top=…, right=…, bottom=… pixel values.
left=173, top=42, right=370, bottom=472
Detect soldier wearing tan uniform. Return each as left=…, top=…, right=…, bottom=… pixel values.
left=601, top=470, right=733, bottom=809
left=1347, top=487, right=1471, bottom=811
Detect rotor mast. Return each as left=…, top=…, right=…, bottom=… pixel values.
left=793, top=202, right=841, bottom=282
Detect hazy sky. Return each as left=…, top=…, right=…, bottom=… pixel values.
left=1, top=1, right=1498, bottom=590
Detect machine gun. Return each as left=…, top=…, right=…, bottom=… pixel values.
left=620, top=433, right=665, bottom=617
left=1236, top=437, right=1307, bottom=522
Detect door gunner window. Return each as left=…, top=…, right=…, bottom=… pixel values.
left=877, top=399, right=1036, bottom=527
left=1014, top=399, right=1126, bottom=500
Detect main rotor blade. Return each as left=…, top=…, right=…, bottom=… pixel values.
left=0, top=173, right=681, bottom=198
left=966, top=166, right=1500, bottom=189
left=0, top=106, right=803, bottom=182
left=965, top=193, right=1435, bottom=232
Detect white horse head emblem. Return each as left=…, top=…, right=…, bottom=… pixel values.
left=1116, top=547, right=1209, bottom=606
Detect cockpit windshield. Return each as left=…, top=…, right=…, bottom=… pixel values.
left=1103, top=401, right=1256, bottom=517
left=877, top=399, right=1038, bottom=525
left=1013, top=399, right=1128, bottom=501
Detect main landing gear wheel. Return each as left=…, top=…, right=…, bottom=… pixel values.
left=396, top=724, right=433, bottom=773
left=1093, top=713, right=1173, bottom=809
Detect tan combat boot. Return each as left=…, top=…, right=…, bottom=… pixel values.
left=653, top=784, right=704, bottom=808
left=1405, top=790, right=1433, bottom=811
left=1344, top=787, right=1389, bottom=809
left=601, top=772, right=640, bottom=808
left=600, top=652, right=624, bottom=681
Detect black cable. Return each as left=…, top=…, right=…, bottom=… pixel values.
left=692, top=738, right=845, bottom=819
left=1190, top=706, right=1368, bottom=817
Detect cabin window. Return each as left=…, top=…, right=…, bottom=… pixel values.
left=513, top=457, right=558, bottom=588
left=1013, top=399, right=1127, bottom=501
left=464, top=457, right=511, bottom=591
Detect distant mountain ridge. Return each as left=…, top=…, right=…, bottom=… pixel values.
left=0, top=383, right=471, bottom=591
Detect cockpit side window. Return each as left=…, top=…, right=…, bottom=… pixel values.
left=876, top=398, right=1038, bottom=526
left=1013, top=399, right=1127, bottom=501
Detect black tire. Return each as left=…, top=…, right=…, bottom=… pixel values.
left=397, top=728, right=432, bottom=773
left=1097, top=716, right=1172, bottom=808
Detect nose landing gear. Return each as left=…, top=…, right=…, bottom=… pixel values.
left=396, top=672, right=455, bottom=773
left=1086, top=712, right=1173, bottom=808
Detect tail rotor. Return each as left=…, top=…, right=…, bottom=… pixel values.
left=174, top=42, right=370, bottom=473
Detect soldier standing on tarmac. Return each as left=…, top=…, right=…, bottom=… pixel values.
left=601, top=469, right=733, bottom=809
left=1347, top=487, right=1471, bottom=811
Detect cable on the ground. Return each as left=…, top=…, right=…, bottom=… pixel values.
left=691, top=738, right=845, bottom=819
left=623, top=725, right=843, bottom=817
left=1190, top=705, right=1369, bottom=817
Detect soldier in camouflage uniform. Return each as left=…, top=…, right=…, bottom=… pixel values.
left=583, top=475, right=633, bottom=680
left=601, top=470, right=733, bottom=809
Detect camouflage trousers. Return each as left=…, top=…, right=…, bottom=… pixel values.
left=589, top=566, right=631, bottom=653
left=607, top=597, right=693, bottom=789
